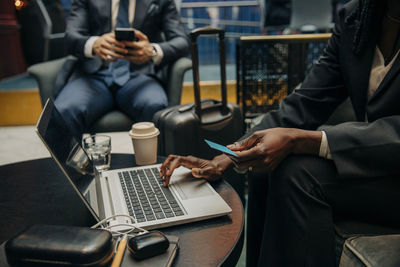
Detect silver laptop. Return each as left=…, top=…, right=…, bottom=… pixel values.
left=36, top=99, right=231, bottom=230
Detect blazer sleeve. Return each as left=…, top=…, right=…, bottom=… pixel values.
left=315, top=6, right=400, bottom=179
left=242, top=7, right=348, bottom=140
left=157, top=0, right=190, bottom=67
left=325, top=117, right=400, bottom=179
left=244, top=5, right=400, bottom=179
left=65, top=0, right=91, bottom=58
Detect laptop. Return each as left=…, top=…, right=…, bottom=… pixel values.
left=36, top=99, right=232, bottom=230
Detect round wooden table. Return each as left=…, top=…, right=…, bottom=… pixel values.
left=0, top=154, right=244, bottom=266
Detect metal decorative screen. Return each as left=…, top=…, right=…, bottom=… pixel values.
left=236, top=34, right=331, bottom=124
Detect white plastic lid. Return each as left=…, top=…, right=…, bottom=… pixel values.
left=129, top=122, right=159, bottom=139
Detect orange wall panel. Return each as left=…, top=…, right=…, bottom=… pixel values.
left=0, top=90, right=42, bottom=126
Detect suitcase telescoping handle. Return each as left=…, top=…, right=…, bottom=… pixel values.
left=189, top=27, right=227, bottom=118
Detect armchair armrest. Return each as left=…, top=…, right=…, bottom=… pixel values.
left=28, top=56, right=77, bottom=106
left=166, top=57, right=192, bottom=106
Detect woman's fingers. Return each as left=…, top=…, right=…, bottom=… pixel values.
left=160, top=155, right=203, bottom=186
left=227, top=132, right=261, bottom=151
left=163, top=157, right=182, bottom=186
left=160, top=155, right=178, bottom=178
left=160, top=155, right=224, bottom=186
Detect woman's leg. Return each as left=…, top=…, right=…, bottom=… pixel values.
left=253, top=154, right=400, bottom=267
left=246, top=172, right=270, bottom=267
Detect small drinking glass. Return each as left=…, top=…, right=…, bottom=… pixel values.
left=83, top=135, right=111, bottom=171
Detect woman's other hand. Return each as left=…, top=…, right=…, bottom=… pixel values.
left=160, top=154, right=232, bottom=186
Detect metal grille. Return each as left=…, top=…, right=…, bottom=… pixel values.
left=236, top=34, right=331, bottom=128
left=180, top=1, right=262, bottom=64
left=305, top=42, right=329, bottom=72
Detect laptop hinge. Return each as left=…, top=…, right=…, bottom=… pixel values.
left=95, top=174, right=106, bottom=222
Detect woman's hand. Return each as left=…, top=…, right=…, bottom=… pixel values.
left=228, top=128, right=322, bottom=172
left=160, top=154, right=233, bottom=187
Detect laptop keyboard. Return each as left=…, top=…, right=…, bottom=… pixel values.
left=118, top=167, right=184, bottom=223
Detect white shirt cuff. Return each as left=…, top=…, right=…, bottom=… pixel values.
left=84, top=36, right=99, bottom=58
left=319, top=131, right=332, bottom=159
left=151, top=43, right=164, bottom=65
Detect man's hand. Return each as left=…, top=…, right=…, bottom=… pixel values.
left=92, top=33, right=128, bottom=61
left=227, top=128, right=322, bottom=172
left=123, top=30, right=154, bottom=65
left=160, top=154, right=233, bottom=187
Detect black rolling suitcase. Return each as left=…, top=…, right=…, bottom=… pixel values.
left=153, top=27, right=243, bottom=160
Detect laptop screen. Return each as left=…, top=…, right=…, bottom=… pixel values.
left=36, top=99, right=97, bottom=217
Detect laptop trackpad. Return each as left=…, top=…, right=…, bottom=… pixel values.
left=171, top=171, right=214, bottom=200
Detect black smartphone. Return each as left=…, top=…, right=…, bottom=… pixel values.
left=115, top=28, right=135, bottom=41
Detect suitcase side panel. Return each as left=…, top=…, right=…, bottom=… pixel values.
left=162, top=104, right=242, bottom=159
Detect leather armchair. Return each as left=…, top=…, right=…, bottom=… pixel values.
left=28, top=56, right=192, bottom=132
left=339, top=234, right=400, bottom=267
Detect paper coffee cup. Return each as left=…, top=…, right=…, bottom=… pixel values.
left=129, top=122, right=160, bottom=165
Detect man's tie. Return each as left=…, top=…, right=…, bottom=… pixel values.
left=111, top=0, right=131, bottom=86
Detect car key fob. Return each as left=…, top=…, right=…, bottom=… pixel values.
left=127, top=231, right=169, bottom=260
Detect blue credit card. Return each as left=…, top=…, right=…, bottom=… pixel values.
left=204, top=139, right=238, bottom=157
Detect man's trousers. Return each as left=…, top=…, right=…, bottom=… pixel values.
left=54, top=73, right=167, bottom=137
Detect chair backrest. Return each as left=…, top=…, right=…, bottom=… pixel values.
left=19, top=0, right=67, bottom=64
left=236, top=33, right=331, bottom=121
left=27, top=56, right=76, bottom=107
left=290, top=0, right=332, bottom=31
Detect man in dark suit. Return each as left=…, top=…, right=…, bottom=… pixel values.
left=54, top=0, right=189, bottom=136
left=161, top=0, right=400, bottom=266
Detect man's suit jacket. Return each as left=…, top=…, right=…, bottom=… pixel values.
left=65, top=0, right=189, bottom=76
left=247, top=0, right=400, bottom=179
